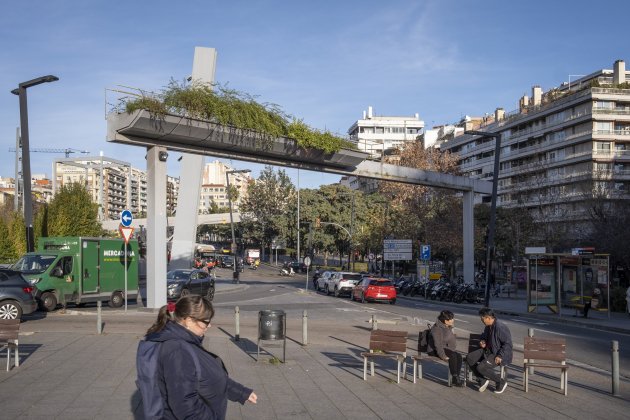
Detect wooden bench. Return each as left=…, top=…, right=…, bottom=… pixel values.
left=0, top=318, right=20, bottom=371
left=463, top=333, right=507, bottom=386
left=523, top=337, right=569, bottom=395
left=361, top=329, right=408, bottom=383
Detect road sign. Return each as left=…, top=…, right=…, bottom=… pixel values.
left=384, top=239, right=412, bottom=261
left=120, top=210, right=133, bottom=227
left=421, top=244, right=431, bottom=260
left=303, top=256, right=311, bottom=267
left=119, top=225, right=134, bottom=244
left=368, top=253, right=375, bottom=261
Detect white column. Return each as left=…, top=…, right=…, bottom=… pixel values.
left=146, top=146, right=168, bottom=309
left=170, top=47, right=217, bottom=269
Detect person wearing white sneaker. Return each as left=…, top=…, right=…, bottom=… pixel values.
left=465, top=308, right=513, bottom=393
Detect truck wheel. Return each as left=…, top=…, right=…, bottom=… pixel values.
left=325, top=285, right=331, bottom=296
left=109, top=291, right=124, bottom=308
left=334, top=287, right=340, bottom=297
left=0, top=300, right=22, bottom=319
left=40, top=292, right=58, bottom=312
left=206, top=288, right=215, bottom=301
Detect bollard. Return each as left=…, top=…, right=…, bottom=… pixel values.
left=612, top=340, right=620, bottom=396
left=302, top=310, right=308, bottom=346
left=97, top=300, right=102, bottom=335
left=528, top=328, right=534, bottom=375
left=371, top=314, right=378, bottom=331
left=235, top=306, right=240, bottom=342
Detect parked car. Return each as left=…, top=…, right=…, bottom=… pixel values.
left=0, top=269, right=38, bottom=319
left=316, top=271, right=334, bottom=292
left=327, top=272, right=363, bottom=297
left=351, top=277, right=397, bottom=304
left=166, top=269, right=215, bottom=301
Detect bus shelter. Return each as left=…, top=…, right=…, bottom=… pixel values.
left=526, top=252, right=610, bottom=318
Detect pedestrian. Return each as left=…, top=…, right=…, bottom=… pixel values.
left=465, top=307, right=512, bottom=394
left=142, top=295, right=257, bottom=418
left=626, top=285, right=630, bottom=318
left=426, top=310, right=463, bottom=387
left=583, top=287, right=601, bottom=318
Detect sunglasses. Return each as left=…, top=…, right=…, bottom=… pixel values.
left=196, top=318, right=211, bottom=326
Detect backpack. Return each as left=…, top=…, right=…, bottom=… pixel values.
left=418, top=323, right=433, bottom=353
left=136, top=340, right=201, bottom=419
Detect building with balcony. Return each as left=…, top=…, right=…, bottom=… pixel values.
left=345, top=106, right=424, bottom=192
left=348, top=106, right=425, bottom=159
left=199, top=160, right=251, bottom=214
left=439, top=59, right=630, bottom=237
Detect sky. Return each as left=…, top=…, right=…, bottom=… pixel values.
left=1, top=0, right=628, bottom=189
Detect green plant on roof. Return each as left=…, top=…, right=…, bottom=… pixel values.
left=125, top=80, right=356, bottom=153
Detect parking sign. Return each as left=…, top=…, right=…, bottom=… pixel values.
left=421, top=244, right=431, bottom=260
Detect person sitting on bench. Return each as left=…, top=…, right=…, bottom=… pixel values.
left=465, top=307, right=512, bottom=394
left=427, top=310, right=463, bottom=387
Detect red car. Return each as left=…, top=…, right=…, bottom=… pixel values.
left=351, top=277, right=396, bottom=304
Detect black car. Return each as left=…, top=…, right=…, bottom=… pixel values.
left=166, top=269, right=215, bottom=301
left=0, top=269, right=38, bottom=319
left=219, top=256, right=234, bottom=269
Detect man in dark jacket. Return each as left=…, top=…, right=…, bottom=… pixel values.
left=465, top=307, right=513, bottom=394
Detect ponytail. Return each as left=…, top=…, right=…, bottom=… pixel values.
left=146, top=305, right=173, bottom=335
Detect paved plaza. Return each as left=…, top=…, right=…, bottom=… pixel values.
left=1, top=280, right=629, bottom=419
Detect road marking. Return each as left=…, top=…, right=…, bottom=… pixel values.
left=510, top=318, right=549, bottom=326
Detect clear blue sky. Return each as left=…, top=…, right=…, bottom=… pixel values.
left=1, top=0, right=627, bottom=188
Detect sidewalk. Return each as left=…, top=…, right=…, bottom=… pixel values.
left=1, top=290, right=628, bottom=419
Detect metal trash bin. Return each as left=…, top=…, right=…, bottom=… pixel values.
left=257, top=310, right=286, bottom=362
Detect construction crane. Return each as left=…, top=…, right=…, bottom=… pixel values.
left=9, top=147, right=90, bottom=158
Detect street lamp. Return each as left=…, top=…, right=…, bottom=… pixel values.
left=12, top=75, right=59, bottom=252
left=226, top=169, right=251, bottom=284
left=465, top=129, right=502, bottom=307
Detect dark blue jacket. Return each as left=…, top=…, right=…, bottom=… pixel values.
left=146, top=321, right=252, bottom=419
left=480, top=318, right=513, bottom=365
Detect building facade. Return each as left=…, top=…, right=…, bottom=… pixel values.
left=345, top=106, right=425, bottom=192
left=440, top=59, right=630, bottom=237
left=199, top=160, right=251, bottom=214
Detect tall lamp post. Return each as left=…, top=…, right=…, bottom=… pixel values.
left=226, top=169, right=250, bottom=284
left=11, top=75, right=59, bottom=252
left=465, top=130, right=502, bottom=307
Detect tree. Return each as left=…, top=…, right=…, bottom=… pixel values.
left=8, top=212, right=26, bottom=259
left=0, top=216, right=15, bottom=263
left=240, top=166, right=296, bottom=258
left=378, top=141, right=463, bottom=273
left=47, top=183, right=102, bottom=237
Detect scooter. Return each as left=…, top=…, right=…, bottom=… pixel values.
left=280, top=267, right=295, bottom=276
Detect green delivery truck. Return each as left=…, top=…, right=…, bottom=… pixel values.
left=10, top=237, right=139, bottom=311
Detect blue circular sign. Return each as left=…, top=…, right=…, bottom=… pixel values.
left=120, top=209, right=133, bottom=227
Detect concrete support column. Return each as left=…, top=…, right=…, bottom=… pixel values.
left=146, top=146, right=168, bottom=309
left=463, top=190, right=474, bottom=284
left=170, top=46, right=217, bottom=269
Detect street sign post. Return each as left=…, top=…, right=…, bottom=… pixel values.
left=119, top=212, right=133, bottom=312
left=383, top=239, right=412, bottom=261
left=303, top=256, right=312, bottom=291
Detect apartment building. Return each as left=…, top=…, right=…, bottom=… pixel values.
left=348, top=106, right=425, bottom=158
left=345, top=106, right=425, bottom=192
left=440, top=59, right=630, bottom=236
left=199, top=160, right=251, bottom=214
left=54, top=157, right=179, bottom=220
